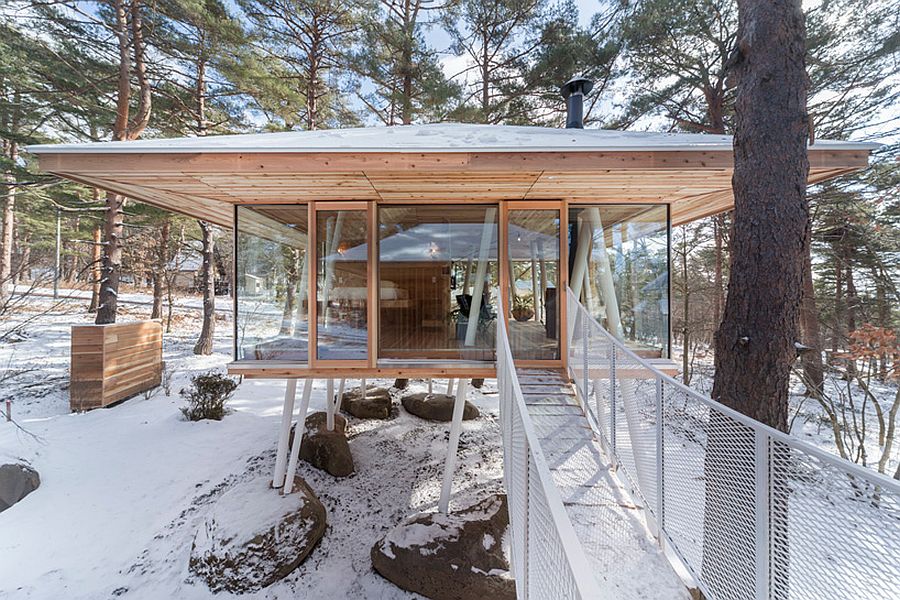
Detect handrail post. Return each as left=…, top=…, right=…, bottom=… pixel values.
left=755, top=430, right=770, bottom=600
left=609, top=345, right=617, bottom=462
left=581, top=306, right=589, bottom=405
left=655, top=375, right=664, bottom=539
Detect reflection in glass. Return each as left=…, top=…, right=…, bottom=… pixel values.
left=316, top=209, right=369, bottom=360
left=378, top=205, right=498, bottom=360
left=508, top=209, right=560, bottom=360
left=236, top=205, right=309, bottom=361
left=568, top=205, right=669, bottom=357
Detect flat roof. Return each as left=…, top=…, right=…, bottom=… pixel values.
left=25, top=122, right=879, bottom=155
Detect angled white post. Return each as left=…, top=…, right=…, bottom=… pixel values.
left=464, top=207, right=496, bottom=347
left=326, top=378, right=335, bottom=431
left=446, top=378, right=455, bottom=395
left=272, top=378, right=298, bottom=488
left=439, top=378, right=469, bottom=513
left=283, top=378, right=313, bottom=495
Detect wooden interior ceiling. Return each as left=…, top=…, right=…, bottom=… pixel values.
left=38, top=148, right=868, bottom=228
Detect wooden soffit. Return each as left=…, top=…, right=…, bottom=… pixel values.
left=38, top=149, right=870, bottom=228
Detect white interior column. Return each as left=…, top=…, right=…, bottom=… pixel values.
left=568, top=212, right=595, bottom=343
left=283, top=378, right=314, bottom=494
left=439, top=378, right=469, bottom=513
left=326, top=378, right=335, bottom=430
left=272, top=378, right=298, bottom=488
left=591, top=211, right=652, bottom=501
left=537, top=240, right=548, bottom=322
left=529, top=241, right=540, bottom=322
left=464, top=207, right=497, bottom=347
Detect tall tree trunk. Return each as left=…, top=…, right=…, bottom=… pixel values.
left=845, top=262, right=857, bottom=378
left=799, top=243, right=824, bottom=398
left=280, top=248, right=300, bottom=335
left=706, top=2, right=809, bottom=598
left=713, top=214, right=724, bottom=329
left=97, top=0, right=151, bottom=325
left=96, top=192, right=125, bottom=324
left=193, top=221, right=216, bottom=355
left=151, top=218, right=170, bottom=319
left=0, top=140, right=16, bottom=304
left=88, top=223, right=102, bottom=312
left=831, top=259, right=843, bottom=357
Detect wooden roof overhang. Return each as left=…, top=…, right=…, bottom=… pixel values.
left=33, top=147, right=870, bottom=227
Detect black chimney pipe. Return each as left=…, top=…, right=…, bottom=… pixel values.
left=561, top=76, right=594, bottom=129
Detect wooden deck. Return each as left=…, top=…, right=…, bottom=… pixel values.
left=227, top=359, right=496, bottom=379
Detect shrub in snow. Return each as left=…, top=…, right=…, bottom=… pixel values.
left=180, top=372, right=237, bottom=421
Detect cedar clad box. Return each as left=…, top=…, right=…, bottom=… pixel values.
left=70, top=320, right=163, bottom=411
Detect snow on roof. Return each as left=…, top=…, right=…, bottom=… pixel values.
left=25, top=123, right=879, bottom=154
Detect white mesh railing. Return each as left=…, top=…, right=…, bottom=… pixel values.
left=497, top=314, right=601, bottom=600
left=566, top=287, right=900, bottom=600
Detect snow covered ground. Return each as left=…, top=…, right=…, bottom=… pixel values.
left=0, top=291, right=504, bottom=599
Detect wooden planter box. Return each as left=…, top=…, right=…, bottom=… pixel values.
left=70, top=320, right=163, bottom=412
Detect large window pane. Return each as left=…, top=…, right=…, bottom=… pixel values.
left=316, top=209, right=369, bottom=360
left=236, top=205, right=309, bottom=361
left=508, top=209, right=560, bottom=360
left=378, top=205, right=498, bottom=360
left=568, top=205, right=669, bottom=357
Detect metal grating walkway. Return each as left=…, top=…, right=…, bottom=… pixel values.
left=516, top=368, right=691, bottom=599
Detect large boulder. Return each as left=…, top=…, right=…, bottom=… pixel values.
left=340, top=386, right=392, bottom=419
left=0, top=463, right=40, bottom=513
left=292, top=411, right=354, bottom=477
left=401, top=392, right=479, bottom=422
left=372, top=494, right=515, bottom=600
left=189, top=476, right=326, bottom=593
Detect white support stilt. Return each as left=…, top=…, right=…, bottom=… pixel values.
left=446, top=378, right=455, bottom=395
left=464, top=207, right=497, bottom=347
left=360, top=378, right=367, bottom=395
left=336, top=378, right=346, bottom=410
left=439, top=378, right=469, bottom=514
left=283, top=378, right=314, bottom=495
left=326, top=378, right=335, bottom=431
left=428, top=378, right=433, bottom=393
left=272, top=378, right=298, bottom=488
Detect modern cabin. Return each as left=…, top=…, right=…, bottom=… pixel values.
left=28, top=122, right=875, bottom=383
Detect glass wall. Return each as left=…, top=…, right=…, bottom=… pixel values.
left=568, top=205, right=669, bottom=357
left=235, top=205, right=309, bottom=361
left=378, top=205, right=499, bottom=360
left=508, top=209, right=560, bottom=360
left=316, top=208, right=369, bottom=360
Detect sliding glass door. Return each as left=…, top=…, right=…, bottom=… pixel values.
left=568, top=205, right=669, bottom=357
left=507, top=207, right=561, bottom=361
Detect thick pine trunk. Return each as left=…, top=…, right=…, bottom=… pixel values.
left=705, top=1, right=809, bottom=597
left=1, top=140, right=18, bottom=304
left=845, top=262, right=858, bottom=378
left=193, top=221, right=216, bottom=355
left=799, top=243, right=824, bottom=398
left=151, top=219, right=170, bottom=320
left=95, top=192, right=125, bottom=324
left=88, top=224, right=102, bottom=312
